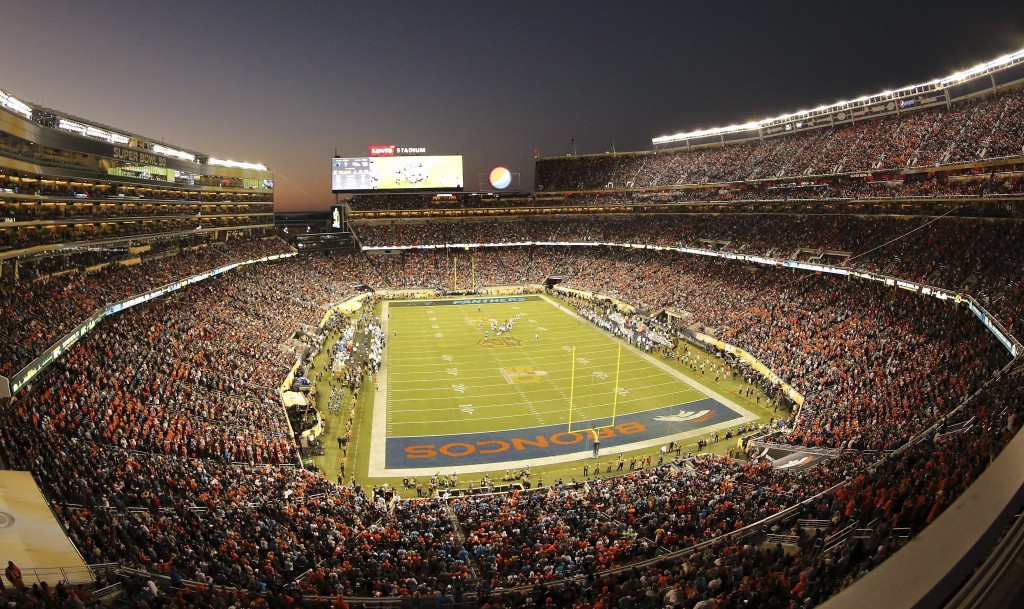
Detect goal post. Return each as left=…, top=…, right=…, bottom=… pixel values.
left=566, top=341, right=624, bottom=455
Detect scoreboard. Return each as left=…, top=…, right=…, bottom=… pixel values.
left=331, top=155, right=463, bottom=192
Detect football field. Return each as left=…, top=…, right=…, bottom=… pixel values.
left=370, top=294, right=755, bottom=474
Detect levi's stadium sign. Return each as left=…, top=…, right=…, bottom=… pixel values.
left=368, top=145, right=395, bottom=157
left=368, top=145, right=427, bottom=157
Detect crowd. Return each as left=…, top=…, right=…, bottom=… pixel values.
left=348, top=193, right=502, bottom=211
left=8, top=277, right=299, bottom=464
left=0, top=200, right=273, bottom=222
left=352, top=214, right=1024, bottom=337
left=575, top=303, right=672, bottom=353
left=0, top=174, right=272, bottom=204
left=507, top=364, right=1023, bottom=609
left=2, top=64, right=1023, bottom=609
left=3, top=236, right=1016, bottom=456
left=0, top=235, right=292, bottom=377
left=0, top=214, right=273, bottom=253
left=535, top=89, right=1024, bottom=191
left=0, top=216, right=202, bottom=250
left=0, top=563, right=96, bottom=608
left=0, top=227, right=1020, bottom=606
left=347, top=172, right=1024, bottom=218
left=310, top=243, right=1013, bottom=452
left=3, top=355, right=1018, bottom=606
left=563, top=249, right=1007, bottom=449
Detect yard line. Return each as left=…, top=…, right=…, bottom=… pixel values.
left=385, top=366, right=670, bottom=384
left=387, top=343, right=661, bottom=367
left=389, top=395, right=712, bottom=435
left=389, top=380, right=700, bottom=407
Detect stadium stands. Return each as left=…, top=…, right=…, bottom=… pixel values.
left=535, top=90, right=1024, bottom=192
left=4, top=53, right=1024, bottom=609
left=0, top=240, right=1018, bottom=606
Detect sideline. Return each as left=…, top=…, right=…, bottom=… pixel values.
left=367, top=301, right=391, bottom=474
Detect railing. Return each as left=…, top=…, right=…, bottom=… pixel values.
left=92, top=581, right=124, bottom=600
left=823, top=523, right=857, bottom=551
left=15, top=562, right=118, bottom=587
left=820, top=361, right=1024, bottom=609
left=797, top=519, right=831, bottom=530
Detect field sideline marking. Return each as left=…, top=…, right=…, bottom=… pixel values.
left=368, top=300, right=392, bottom=473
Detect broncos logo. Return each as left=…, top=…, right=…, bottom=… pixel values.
left=653, top=409, right=714, bottom=423
left=775, top=456, right=816, bottom=470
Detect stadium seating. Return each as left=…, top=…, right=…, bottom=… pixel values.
left=535, top=90, right=1024, bottom=192
left=4, top=60, right=1024, bottom=609
left=2, top=237, right=1021, bottom=608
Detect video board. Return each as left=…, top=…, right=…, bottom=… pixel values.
left=331, top=155, right=463, bottom=192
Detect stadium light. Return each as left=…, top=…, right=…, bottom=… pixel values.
left=208, top=158, right=268, bottom=171
left=152, top=144, right=196, bottom=162
left=653, top=47, right=1024, bottom=146
left=0, top=89, right=33, bottom=119
left=57, top=118, right=88, bottom=135
left=58, top=118, right=130, bottom=144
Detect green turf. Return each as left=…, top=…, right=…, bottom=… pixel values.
left=309, top=294, right=785, bottom=488
left=384, top=296, right=706, bottom=438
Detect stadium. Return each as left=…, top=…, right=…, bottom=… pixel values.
left=2, top=10, right=1024, bottom=609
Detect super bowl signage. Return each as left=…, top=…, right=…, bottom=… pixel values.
left=112, top=146, right=168, bottom=167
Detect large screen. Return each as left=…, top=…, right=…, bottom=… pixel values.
left=332, top=155, right=463, bottom=191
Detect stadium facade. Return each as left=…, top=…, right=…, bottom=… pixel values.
left=0, top=86, right=279, bottom=396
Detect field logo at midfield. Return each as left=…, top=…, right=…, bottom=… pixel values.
left=653, top=409, right=714, bottom=423
left=479, top=336, right=521, bottom=348
left=501, top=365, right=549, bottom=384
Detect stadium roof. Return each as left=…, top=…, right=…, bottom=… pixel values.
left=652, top=47, right=1024, bottom=146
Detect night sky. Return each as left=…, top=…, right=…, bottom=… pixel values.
left=3, top=1, right=1024, bottom=211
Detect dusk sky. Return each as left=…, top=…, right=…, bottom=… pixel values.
left=3, top=1, right=1024, bottom=211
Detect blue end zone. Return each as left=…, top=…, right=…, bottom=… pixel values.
left=386, top=397, right=741, bottom=468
